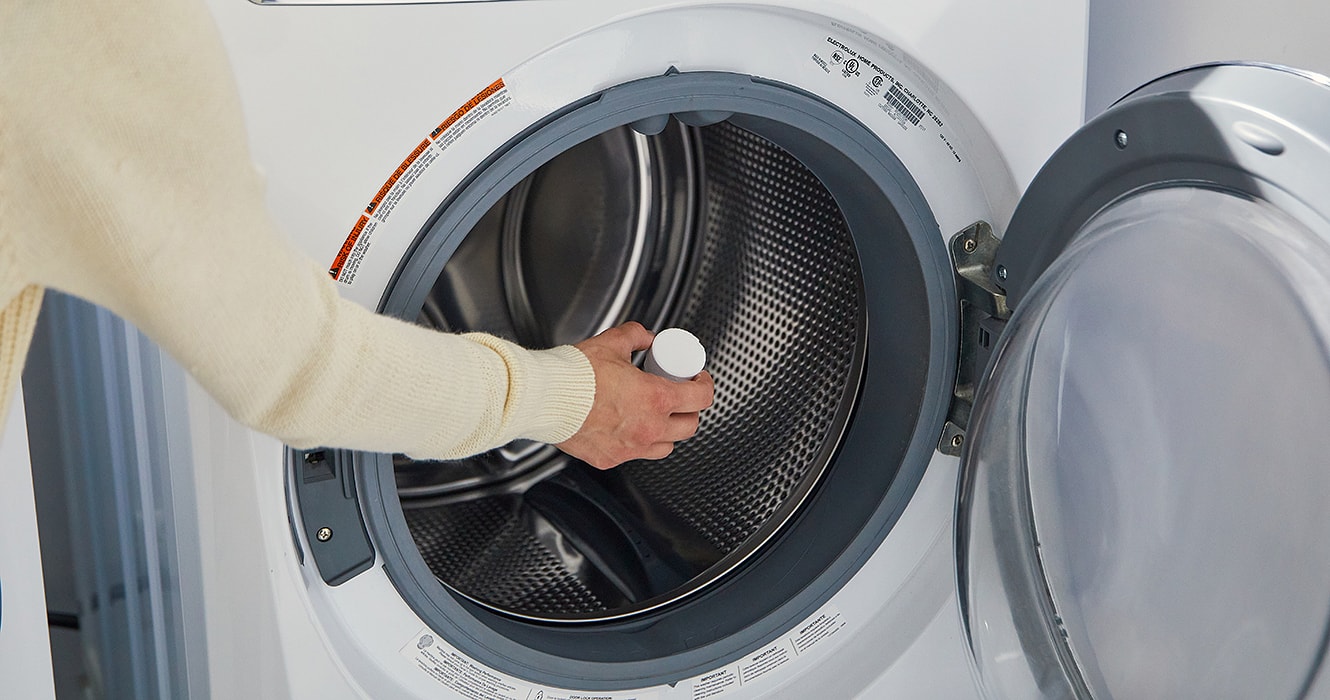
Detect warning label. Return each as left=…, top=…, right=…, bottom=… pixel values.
left=691, top=669, right=738, bottom=699
left=400, top=629, right=660, bottom=700
left=366, top=138, right=432, bottom=217
left=434, top=84, right=512, bottom=153
left=401, top=632, right=531, bottom=700
left=790, top=611, right=846, bottom=655
left=432, top=78, right=507, bottom=141
left=330, top=78, right=512, bottom=284
left=329, top=215, right=369, bottom=280
left=685, top=604, right=847, bottom=699
left=738, top=645, right=789, bottom=685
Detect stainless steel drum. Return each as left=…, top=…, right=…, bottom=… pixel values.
left=393, top=119, right=866, bottom=621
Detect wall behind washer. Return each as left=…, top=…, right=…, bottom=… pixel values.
left=1087, top=0, right=1330, bottom=115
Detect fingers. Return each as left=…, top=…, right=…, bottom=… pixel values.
left=596, top=321, right=654, bottom=356
left=661, top=370, right=714, bottom=413
left=637, top=432, right=691, bottom=464
left=664, top=411, right=701, bottom=443
left=624, top=390, right=704, bottom=464
left=558, top=322, right=715, bottom=470
left=633, top=414, right=700, bottom=464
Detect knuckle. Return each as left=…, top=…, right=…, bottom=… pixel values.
left=648, top=385, right=672, bottom=413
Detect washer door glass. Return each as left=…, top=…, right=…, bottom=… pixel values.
left=958, top=186, right=1330, bottom=698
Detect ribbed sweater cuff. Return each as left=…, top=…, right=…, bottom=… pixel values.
left=0, top=286, right=44, bottom=425
left=490, top=341, right=595, bottom=446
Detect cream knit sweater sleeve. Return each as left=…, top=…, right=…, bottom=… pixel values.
left=0, top=0, right=596, bottom=459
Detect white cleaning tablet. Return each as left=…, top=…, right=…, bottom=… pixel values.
left=644, top=328, right=706, bottom=382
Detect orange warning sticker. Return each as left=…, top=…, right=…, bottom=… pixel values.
left=366, top=139, right=431, bottom=216
left=330, top=215, right=369, bottom=280
left=431, top=78, right=506, bottom=140
left=331, top=76, right=511, bottom=286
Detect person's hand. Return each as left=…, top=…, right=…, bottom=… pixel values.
left=557, top=322, right=715, bottom=469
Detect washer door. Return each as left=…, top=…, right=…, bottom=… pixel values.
left=957, top=64, right=1330, bottom=699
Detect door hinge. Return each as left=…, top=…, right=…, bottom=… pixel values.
left=940, top=221, right=1010, bottom=456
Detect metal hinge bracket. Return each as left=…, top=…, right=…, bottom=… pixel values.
left=940, top=221, right=1010, bottom=456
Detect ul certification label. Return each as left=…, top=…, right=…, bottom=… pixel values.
left=330, top=78, right=512, bottom=284
left=686, top=604, right=847, bottom=698
left=807, top=34, right=963, bottom=165
left=401, top=629, right=659, bottom=700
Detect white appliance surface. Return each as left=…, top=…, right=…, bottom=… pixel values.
left=0, top=387, right=57, bottom=700
left=189, top=0, right=1088, bottom=697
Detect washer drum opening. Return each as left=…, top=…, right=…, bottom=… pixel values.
left=394, top=118, right=866, bottom=621
left=346, top=73, right=957, bottom=684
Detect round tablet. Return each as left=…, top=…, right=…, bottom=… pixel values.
left=644, top=328, right=706, bottom=382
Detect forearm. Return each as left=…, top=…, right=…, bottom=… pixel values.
left=2, top=0, right=595, bottom=459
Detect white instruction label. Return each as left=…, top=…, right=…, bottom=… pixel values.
left=400, top=629, right=660, bottom=700
left=685, top=603, right=847, bottom=699
left=790, top=608, right=846, bottom=654
left=691, top=668, right=738, bottom=699
left=330, top=78, right=512, bottom=284
left=401, top=630, right=533, bottom=700
left=528, top=692, right=659, bottom=700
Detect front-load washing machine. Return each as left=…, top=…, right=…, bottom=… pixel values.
left=186, top=1, right=1084, bottom=696
left=171, top=0, right=1330, bottom=698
